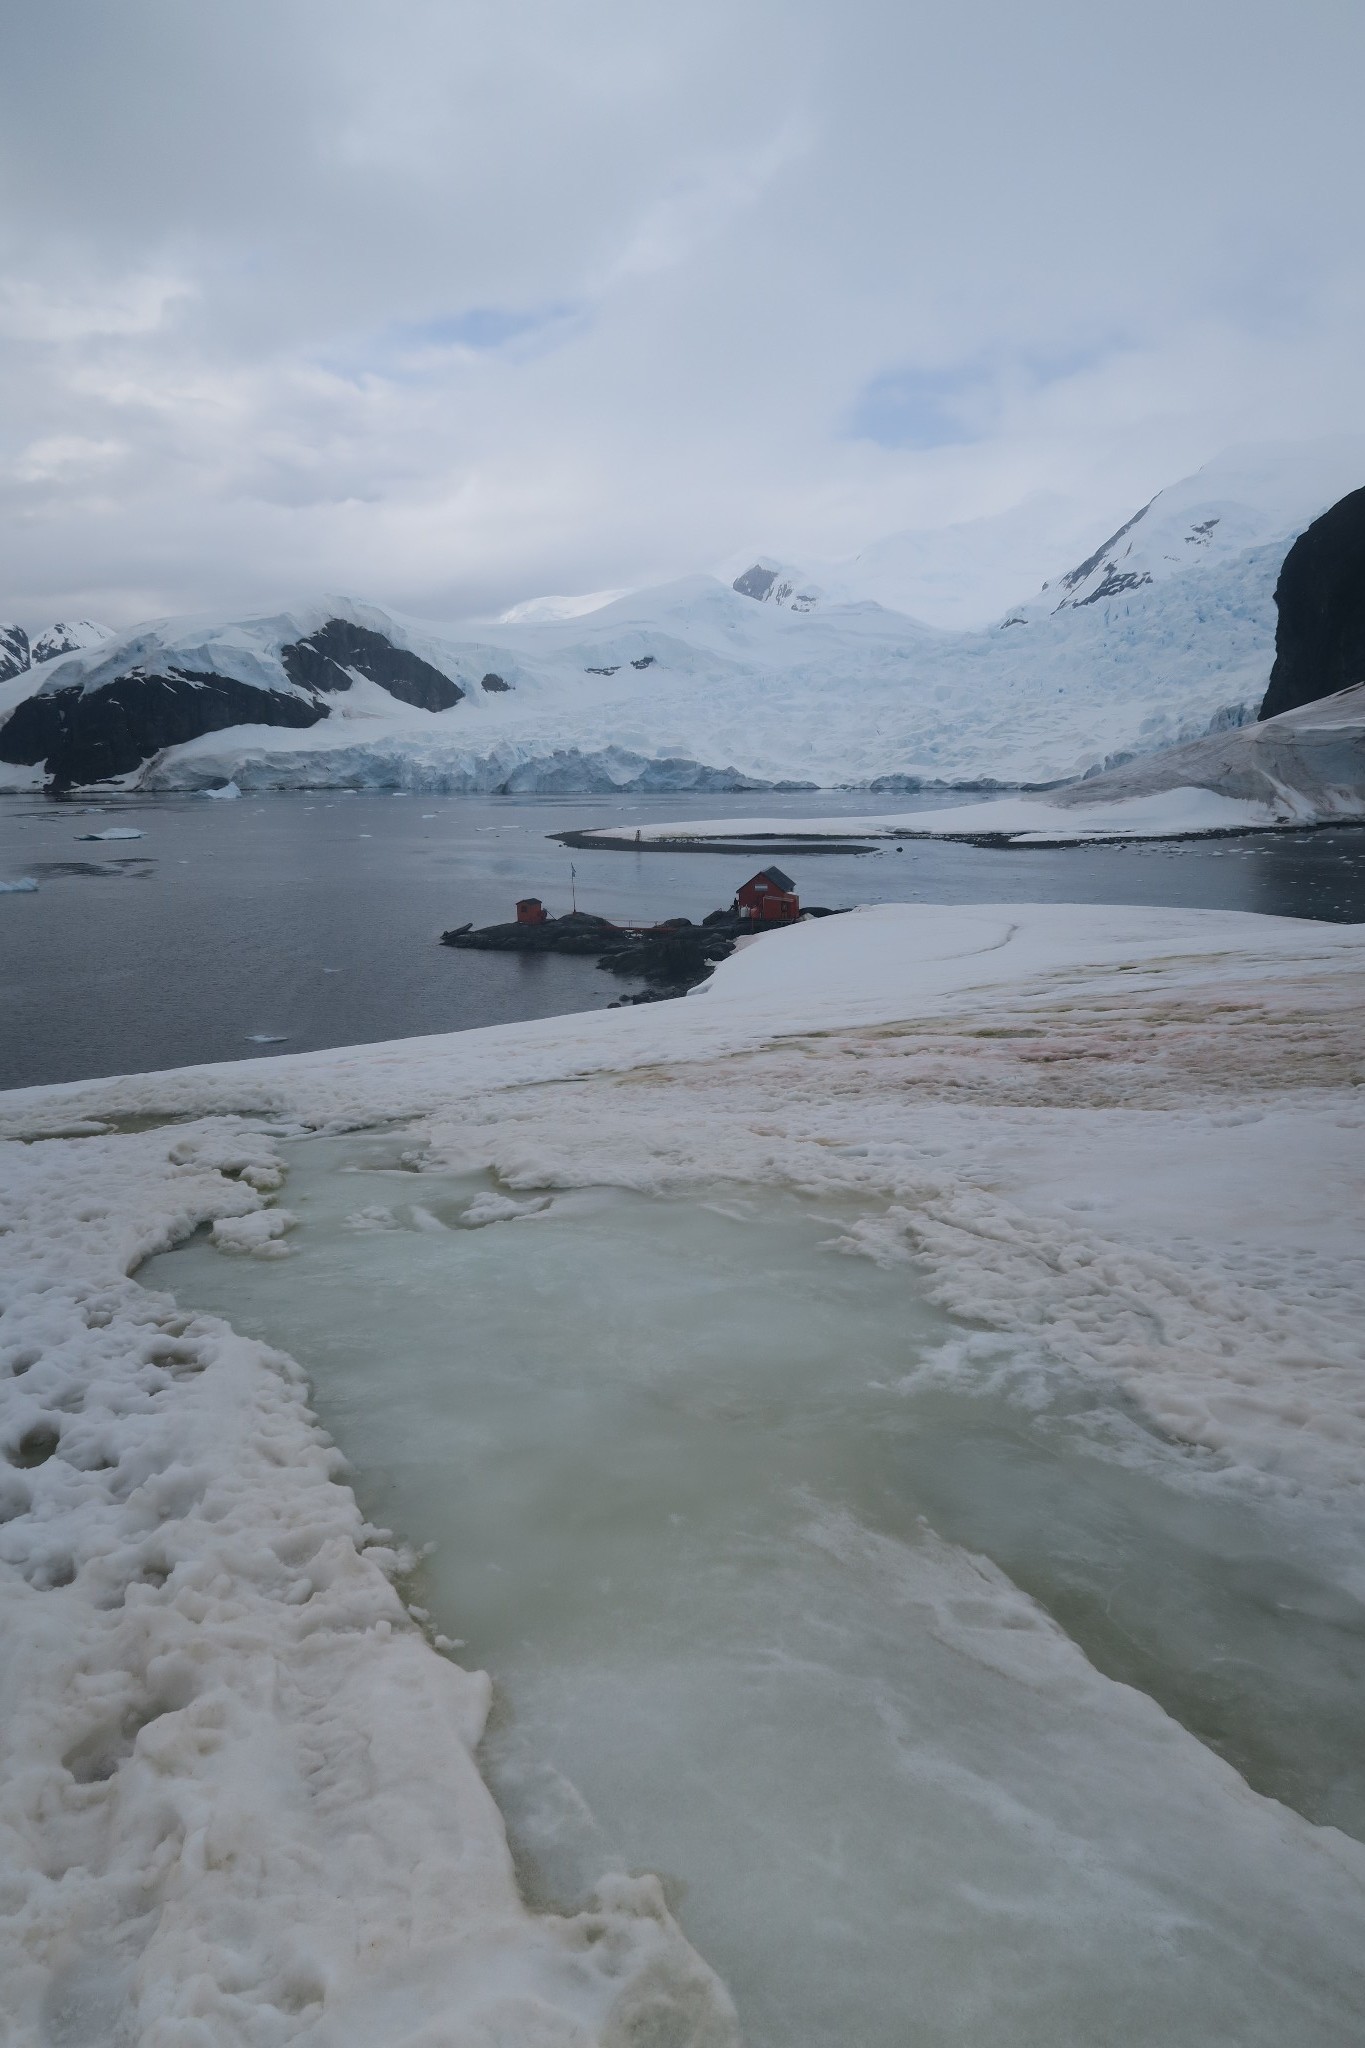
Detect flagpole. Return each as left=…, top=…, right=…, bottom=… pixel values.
left=571, top=863, right=577, bottom=914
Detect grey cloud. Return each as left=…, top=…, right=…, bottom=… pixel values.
left=3, top=0, right=1365, bottom=628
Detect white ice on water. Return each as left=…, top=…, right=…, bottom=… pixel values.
left=2, top=902, right=1364, bottom=2043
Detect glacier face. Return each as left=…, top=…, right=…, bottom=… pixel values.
left=1, top=442, right=1362, bottom=794
left=111, top=543, right=1287, bottom=795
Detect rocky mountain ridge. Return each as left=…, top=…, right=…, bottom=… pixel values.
left=0, top=618, right=110, bottom=685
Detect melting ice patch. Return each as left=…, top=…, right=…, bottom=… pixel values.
left=145, top=1136, right=1365, bottom=2048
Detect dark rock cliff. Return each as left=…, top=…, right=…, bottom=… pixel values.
left=279, top=620, right=462, bottom=710
left=0, top=669, right=328, bottom=789
left=1260, top=486, right=1365, bottom=719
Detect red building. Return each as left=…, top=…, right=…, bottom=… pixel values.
left=516, top=896, right=548, bottom=926
left=735, top=867, right=800, bottom=925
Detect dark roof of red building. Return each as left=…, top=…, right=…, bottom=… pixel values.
left=748, top=865, right=795, bottom=893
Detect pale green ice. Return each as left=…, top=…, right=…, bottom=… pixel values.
left=143, top=1134, right=1365, bottom=2048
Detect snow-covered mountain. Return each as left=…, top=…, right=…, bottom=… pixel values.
left=0, top=618, right=111, bottom=683
left=1017, top=439, right=1365, bottom=619
left=1, top=443, right=1360, bottom=794
left=805, top=495, right=1103, bottom=629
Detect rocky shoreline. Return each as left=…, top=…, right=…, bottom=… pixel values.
left=441, top=903, right=842, bottom=1002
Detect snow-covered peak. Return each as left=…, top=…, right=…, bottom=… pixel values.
left=1033, top=437, right=1365, bottom=617
left=731, top=561, right=822, bottom=611
left=30, top=619, right=113, bottom=664
left=0, top=617, right=114, bottom=685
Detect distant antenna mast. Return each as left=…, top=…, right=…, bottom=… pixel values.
left=571, top=862, right=577, bottom=914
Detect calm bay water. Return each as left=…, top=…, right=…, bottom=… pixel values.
left=3, top=787, right=1364, bottom=1089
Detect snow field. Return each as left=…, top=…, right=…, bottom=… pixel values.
left=3, top=901, right=1364, bottom=2040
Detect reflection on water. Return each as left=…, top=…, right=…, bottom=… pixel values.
left=2, top=786, right=1362, bottom=1087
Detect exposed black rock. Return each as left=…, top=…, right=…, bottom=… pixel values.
left=443, top=909, right=622, bottom=958
left=733, top=564, right=779, bottom=601
left=1260, top=486, right=1365, bottom=720
left=1069, top=569, right=1153, bottom=606
left=0, top=625, right=29, bottom=684
left=0, top=668, right=327, bottom=789
left=479, top=672, right=512, bottom=692
left=1050, top=499, right=1155, bottom=604
left=630, top=655, right=656, bottom=670
left=280, top=619, right=462, bottom=710
left=442, top=906, right=743, bottom=996
left=585, top=664, right=619, bottom=675
left=731, top=565, right=819, bottom=611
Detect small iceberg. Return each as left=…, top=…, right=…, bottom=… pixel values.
left=0, top=877, right=38, bottom=893
left=76, top=827, right=144, bottom=841
left=201, top=780, right=241, bottom=801
left=245, top=1033, right=290, bottom=1044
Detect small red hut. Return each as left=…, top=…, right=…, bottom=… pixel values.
left=735, top=866, right=800, bottom=925
left=516, top=896, right=548, bottom=926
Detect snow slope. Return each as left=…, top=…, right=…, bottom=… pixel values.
left=3, top=902, right=1364, bottom=2041
left=1019, top=437, right=1365, bottom=617
left=3, top=441, right=1363, bottom=794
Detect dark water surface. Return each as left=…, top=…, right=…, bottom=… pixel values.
left=2, top=788, right=1363, bottom=1089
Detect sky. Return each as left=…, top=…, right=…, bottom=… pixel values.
left=3, top=0, right=1365, bottom=630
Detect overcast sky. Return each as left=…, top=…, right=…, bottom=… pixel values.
left=3, top=0, right=1364, bottom=628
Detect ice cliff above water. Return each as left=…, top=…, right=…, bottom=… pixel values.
left=2, top=442, right=1362, bottom=795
